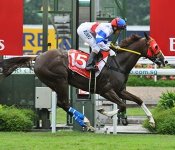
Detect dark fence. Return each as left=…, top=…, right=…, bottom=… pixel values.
left=0, top=74, right=41, bottom=108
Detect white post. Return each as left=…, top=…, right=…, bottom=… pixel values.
left=154, top=64, right=157, bottom=82
left=113, top=104, right=118, bottom=134
left=51, top=91, right=57, bottom=133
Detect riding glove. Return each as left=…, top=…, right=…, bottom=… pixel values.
left=109, top=49, right=116, bottom=56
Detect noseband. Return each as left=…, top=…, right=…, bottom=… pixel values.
left=146, top=38, right=161, bottom=58
left=146, top=37, right=164, bottom=65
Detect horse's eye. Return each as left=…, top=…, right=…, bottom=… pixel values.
left=155, top=45, right=158, bottom=50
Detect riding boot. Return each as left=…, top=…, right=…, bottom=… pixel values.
left=85, top=52, right=98, bottom=71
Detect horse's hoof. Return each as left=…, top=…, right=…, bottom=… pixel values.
left=86, top=126, right=96, bottom=132
left=149, top=122, right=155, bottom=128
left=122, top=118, right=128, bottom=126
left=97, top=108, right=119, bottom=117
left=148, top=116, right=155, bottom=128
left=97, top=108, right=105, bottom=114
left=84, top=117, right=92, bottom=128
left=106, top=109, right=119, bottom=117
left=83, top=117, right=95, bottom=132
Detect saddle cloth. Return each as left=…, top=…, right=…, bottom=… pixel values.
left=68, top=49, right=109, bottom=79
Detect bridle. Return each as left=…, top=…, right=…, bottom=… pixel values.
left=110, top=35, right=165, bottom=66
left=145, top=37, right=164, bottom=65
left=146, top=38, right=162, bottom=57
left=110, top=37, right=162, bottom=57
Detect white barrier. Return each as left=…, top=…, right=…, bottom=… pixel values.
left=134, top=56, right=175, bottom=81
left=130, top=68, right=175, bottom=76
left=3, top=67, right=174, bottom=76
left=1, top=56, right=174, bottom=75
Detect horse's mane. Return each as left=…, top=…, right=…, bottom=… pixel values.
left=119, top=34, right=142, bottom=48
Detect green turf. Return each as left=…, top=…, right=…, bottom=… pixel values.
left=56, top=108, right=67, bottom=124
left=127, top=76, right=175, bottom=87
left=0, top=131, right=174, bottom=150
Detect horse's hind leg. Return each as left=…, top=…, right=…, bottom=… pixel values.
left=36, top=75, right=70, bottom=112
left=120, top=89, right=155, bottom=127
left=54, top=80, right=70, bottom=112
left=55, top=82, right=91, bottom=127
left=39, top=78, right=94, bottom=130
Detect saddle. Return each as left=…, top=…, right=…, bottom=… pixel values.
left=68, top=49, right=109, bottom=93
left=68, top=49, right=109, bottom=79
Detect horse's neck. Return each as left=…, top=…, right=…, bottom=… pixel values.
left=116, top=52, right=140, bottom=73
left=115, top=38, right=146, bottom=73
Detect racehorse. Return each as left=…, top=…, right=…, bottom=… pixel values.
left=0, top=33, right=166, bottom=131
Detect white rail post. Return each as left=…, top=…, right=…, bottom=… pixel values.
left=154, top=64, right=157, bottom=82
left=113, top=104, right=118, bottom=134
left=51, top=91, right=57, bottom=133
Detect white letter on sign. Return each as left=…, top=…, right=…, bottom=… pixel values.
left=169, top=38, right=175, bottom=51
left=0, top=40, right=5, bottom=50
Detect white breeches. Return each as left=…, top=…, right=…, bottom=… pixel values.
left=77, top=25, right=100, bottom=54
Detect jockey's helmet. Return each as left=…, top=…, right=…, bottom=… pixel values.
left=111, top=17, right=126, bottom=30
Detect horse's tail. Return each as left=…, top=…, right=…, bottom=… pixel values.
left=0, top=56, right=36, bottom=79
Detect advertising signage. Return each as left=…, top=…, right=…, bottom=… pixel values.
left=150, top=0, right=175, bottom=56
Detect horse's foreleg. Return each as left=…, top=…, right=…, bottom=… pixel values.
left=99, top=89, right=126, bottom=117
left=120, top=90, right=155, bottom=127
left=141, top=103, right=155, bottom=127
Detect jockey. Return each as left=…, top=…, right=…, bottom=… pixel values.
left=77, top=17, right=126, bottom=71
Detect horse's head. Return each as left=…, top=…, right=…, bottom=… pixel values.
left=143, top=32, right=167, bottom=67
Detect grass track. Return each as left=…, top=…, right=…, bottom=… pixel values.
left=0, top=131, right=175, bottom=150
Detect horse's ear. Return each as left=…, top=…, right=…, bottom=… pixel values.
left=144, top=32, right=150, bottom=40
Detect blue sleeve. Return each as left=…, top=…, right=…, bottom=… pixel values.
left=96, top=30, right=107, bottom=44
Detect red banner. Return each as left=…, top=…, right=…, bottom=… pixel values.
left=150, top=0, right=175, bottom=56
left=0, top=0, right=23, bottom=55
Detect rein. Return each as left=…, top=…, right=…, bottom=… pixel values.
left=106, top=41, right=143, bottom=74
left=110, top=43, right=141, bottom=55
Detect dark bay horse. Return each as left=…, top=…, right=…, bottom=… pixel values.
left=0, top=33, right=166, bottom=131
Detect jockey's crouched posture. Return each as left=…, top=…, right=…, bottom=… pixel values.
left=77, top=17, right=127, bottom=71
